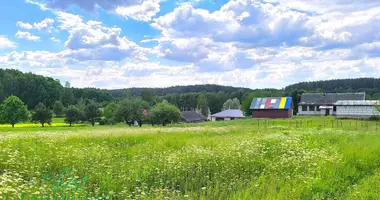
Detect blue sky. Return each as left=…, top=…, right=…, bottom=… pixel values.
left=0, top=0, right=380, bottom=89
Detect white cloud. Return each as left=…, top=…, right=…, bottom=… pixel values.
left=17, top=18, right=55, bottom=31
left=50, top=37, right=61, bottom=42
left=35, top=0, right=161, bottom=22
left=115, top=0, right=160, bottom=22
left=15, top=31, right=40, bottom=41
left=56, top=11, right=148, bottom=61
left=152, top=1, right=316, bottom=46
left=0, top=36, right=16, bottom=49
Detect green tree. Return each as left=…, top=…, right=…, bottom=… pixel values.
left=115, top=99, right=150, bottom=127
left=149, top=101, right=181, bottom=126
left=64, top=105, right=82, bottom=126
left=140, top=88, right=154, bottom=105
left=222, top=98, right=240, bottom=110
left=0, top=95, right=29, bottom=128
left=53, top=101, right=65, bottom=117
left=197, top=94, right=209, bottom=117
left=31, top=103, right=52, bottom=127
left=116, top=100, right=135, bottom=126
left=103, top=102, right=118, bottom=125
left=84, top=102, right=101, bottom=126
left=62, top=81, right=74, bottom=106
left=132, top=100, right=150, bottom=127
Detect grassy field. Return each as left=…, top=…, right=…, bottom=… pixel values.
left=1, top=117, right=380, bottom=199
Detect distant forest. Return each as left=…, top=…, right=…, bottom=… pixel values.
left=1, top=69, right=380, bottom=114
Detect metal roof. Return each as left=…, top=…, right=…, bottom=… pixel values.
left=181, top=111, right=206, bottom=122
left=211, top=109, right=244, bottom=118
left=299, top=93, right=365, bottom=105
left=250, top=97, right=292, bottom=110
left=335, top=100, right=380, bottom=106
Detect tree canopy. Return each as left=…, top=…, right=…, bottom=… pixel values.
left=53, top=101, right=65, bottom=117
left=149, top=101, right=181, bottom=126
left=31, top=103, right=53, bottom=127
left=64, top=105, right=82, bottom=126
left=84, top=102, right=101, bottom=126
left=0, top=95, right=29, bottom=128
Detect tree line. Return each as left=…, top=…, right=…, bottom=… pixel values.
left=0, top=95, right=183, bottom=128
left=2, top=69, right=380, bottom=119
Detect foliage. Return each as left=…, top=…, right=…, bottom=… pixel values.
left=53, top=101, right=65, bottom=117
left=197, top=94, right=209, bottom=117
left=103, top=102, right=118, bottom=125
left=115, top=99, right=149, bottom=126
left=62, top=82, right=74, bottom=106
left=84, top=102, right=101, bottom=126
left=0, top=95, right=29, bottom=128
left=149, top=101, right=181, bottom=126
left=140, top=88, right=155, bottom=105
left=375, top=102, right=380, bottom=114
left=222, top=98, right=240, bottom=110
left=31, top=103, right=53, bottom=127
left=64, top=105, right=82, bottom=126
left=0, top=69, right=63, bottom=108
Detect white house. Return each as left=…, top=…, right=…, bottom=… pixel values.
left=211, top=109, right=244, bottom=121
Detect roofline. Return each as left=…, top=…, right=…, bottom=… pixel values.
left=301, top=92, right=366, bottom=95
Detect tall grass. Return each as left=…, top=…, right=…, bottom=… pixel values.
left=1, top=118, right=380, bottom=199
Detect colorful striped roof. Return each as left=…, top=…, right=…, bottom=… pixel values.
left=250, top=97, right=293, bottom=110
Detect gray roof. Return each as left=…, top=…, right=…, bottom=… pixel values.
left=335, top=100, right=379, bottom=106
left=211, top=109, right=244, bottom=118
left=299, top=93, right=365, bottom=105
left=181, top=111, right=206, bottom=122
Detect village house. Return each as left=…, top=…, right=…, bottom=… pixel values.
left=211, top=109, right=244, bottom=121
left=297, top=93, right=366, bottom=116
left=250, top=97, right=293, bottom=119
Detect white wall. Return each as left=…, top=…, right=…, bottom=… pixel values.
left=298, top=106, right=337, bottom=116
left=336, top=105, right=379, bottom=117
left=298, top=106, right=323, bottom=115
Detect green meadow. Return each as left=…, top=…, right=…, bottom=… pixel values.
left=1, top=117, right=380, bottom=199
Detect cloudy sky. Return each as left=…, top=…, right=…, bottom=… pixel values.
left=0, top=0, right=380, bottom=89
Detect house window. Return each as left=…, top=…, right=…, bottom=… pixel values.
left=309, top=106, right=315, bottom=111
left=333, top=106, right=337, bottom=112
left=302, top=106, right=307, bottom=111
left=317, top=106, right=321, bottom=111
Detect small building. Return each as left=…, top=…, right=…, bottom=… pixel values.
left=250, top=97, right=293, bottom=118
left=181, top=111, right=206, bottom=123
left=211, top=109, right=244, bottom=121
left=335, top=100, right=380, bottom=118
left=297, top=93, right=365, bottom=116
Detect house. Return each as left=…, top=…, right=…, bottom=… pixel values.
left=250, top=97, right=293, bottom=118
left=181, top=111, right=206, bottom=123
left=211, top=109, right=244, bottom=121
left=335, top=100, right=380, bottom=118
left=297, top=93, right=365, bottom=116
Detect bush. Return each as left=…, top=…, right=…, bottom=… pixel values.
left=369, top=115, right=380, bottom=121
left=99, top=119, right=107, bottom=125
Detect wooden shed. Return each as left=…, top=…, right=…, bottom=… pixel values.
left=250, top=97, right=293, bottom=119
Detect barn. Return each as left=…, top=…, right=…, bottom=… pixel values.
left=250, top=97, right=293, bottom=118
left=297, top=93, right=365, bottom=116
left=335, top=100, right=380, bottom=118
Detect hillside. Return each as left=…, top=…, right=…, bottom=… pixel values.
left=108, top=84, right=253, bottom=98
